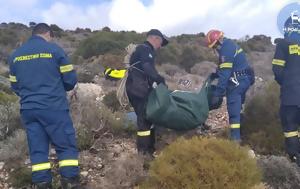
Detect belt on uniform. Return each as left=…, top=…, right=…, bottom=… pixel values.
left=233, top=68, right=252, bottom=77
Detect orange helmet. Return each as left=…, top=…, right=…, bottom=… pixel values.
left=206, top=30, right=224, bottom=48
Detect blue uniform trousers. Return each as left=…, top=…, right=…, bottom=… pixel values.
left=226, top=77, right=251, bottom=141
left=21, top=109, right=79, bottom=183
left=279, top=105, right=300, bottom=159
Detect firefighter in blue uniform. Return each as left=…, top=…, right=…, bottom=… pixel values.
left=9, top=23, right=80, bottom=189
left=126, top=29, right=168, bottom=156
left=272, top=15, right=300, bottom=166
left=206, top=30, right=254, bottom=142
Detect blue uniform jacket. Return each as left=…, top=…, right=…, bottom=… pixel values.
left=272, top=35, right=300, bottom=106
left=9, top=35, right=77, bottom=110
left=129, top=41, right=165, bottom=85
left=215, top=38, right=250, bottom=96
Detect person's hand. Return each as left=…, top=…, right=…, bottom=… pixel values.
left=210, top=72, right=218, bottom=80
left=209, top=95, right=223, bottom=110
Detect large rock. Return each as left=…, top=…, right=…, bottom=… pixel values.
left=68, top=83, right=104, bottom=102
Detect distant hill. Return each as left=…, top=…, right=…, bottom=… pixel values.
left=0, top=22, right=275, bottom=82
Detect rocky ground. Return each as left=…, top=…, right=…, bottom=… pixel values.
left=0, top=99, right=230, bottom=189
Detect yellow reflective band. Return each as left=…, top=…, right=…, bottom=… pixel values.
left=32, top=162, right=51, bottom=172
left=230, top=124, right=240, bottom=129
left=60, top=65, right=74, bottom=73
left=272, top=59, right=286, bottom=67
left=109, top=69, right=126, bottom=79
left=234, top=48, right=243, bottom=57
left=9, top=75, right=17, bottom=82
left=105, top=68, right=112, bottom=75
left=219, top=62, right=233, bottom=69
left=236, top=48, right=243, bottom=54
left=284, top=131, right=299, bottom=138
left=289, top=44, right=300, bottom=55
left=59, top=159, right=79, bottom=167
left=137, top=130, right=151, bottom=136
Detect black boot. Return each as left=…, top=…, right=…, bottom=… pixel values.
left=33, top=182, right=52, bottom=189
left=296, top=154, right=300, bottom=167
left=61, top=176, right=81, bottom=189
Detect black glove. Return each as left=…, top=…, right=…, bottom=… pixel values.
left=209, top=95, right=223, bottom=110
left=156, top=75, right=166, bottom=85
left=210, top=72, right=219, bottom=80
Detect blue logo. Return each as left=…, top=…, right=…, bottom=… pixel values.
left=277, top=2, right=300, bottom=35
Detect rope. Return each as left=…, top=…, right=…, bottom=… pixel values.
left=116, top=61, right=142, bottom=107
left=116, top=70, right=129, bottom=107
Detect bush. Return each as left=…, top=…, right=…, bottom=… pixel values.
left=241, top=82, right=284, bottom=155
left=179, top=46, right=200, bottom=72
left=238, top=35, right=272, bottom=53
left=77, top=71, right=95, bottom=83
left=0, top=92, right=21, bottom=140
left=156, top=43, right=180, bottom=65
left=102, top=90, right=121, bottom=112
left=50, top=24, right=64, bottom=38
left=9, top=166, right=31, bottom=188
left=71, top=97, right=134, bottom=150
left=75, top=31, right=144, bottom=59
left=102, top=53, right=124, bottom=69
left=258, top=155, right=300, bottom=189
left=140, top=137, right=262, bottom=189
left=0, top=28, right=18, bottom=46
left=0, top=129, right=28, bottom=162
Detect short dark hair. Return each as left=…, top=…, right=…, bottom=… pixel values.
left=32, top=23, right=54, bottom=37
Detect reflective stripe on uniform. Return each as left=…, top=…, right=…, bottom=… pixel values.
left=230, top=124, right=240, bottom=129
left=9, top=75, right=17, bottom=82
left=59, top=159, right=79, bottom=167
left=289, top=44, right=300, bottom=55
left=60, top=64, right=74, bottom=73
left=234, top=48, right=243, bottom=57
left=32, top=162, right=51, bottom=172
left=105, top=68, right=112, bottom=75
left=137, top=130, right=151, bottom=136
left=219, top=62, right=233, bottom=69
left=284, top=131, right=299, bottom=138
left=272, top=59, right=286, bottom=67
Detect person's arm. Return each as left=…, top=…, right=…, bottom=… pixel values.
left=54, top=45, right=77, bottom=91
left=214, top=44, right=235, bottom=96
left=8, top=56, right=19, bottom=96
left=140, top=47, right=165, bottom=84
left=272, top=42, right=286, bottom=85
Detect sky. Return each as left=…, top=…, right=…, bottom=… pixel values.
left=0, top=0, right=298, bottom=39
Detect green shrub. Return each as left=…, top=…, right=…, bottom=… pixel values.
left=0, top=129, right=28, bottom=162
left=71, top=97, right=134, bottom=150
left=76, top=124, right=94, bottom=151
left=179, top=46, right=200, bottom=72
left=156, top=43, right=180, bottom=65
left=140, top=137, right=262, bottom=189
left=9, top=166, right=31, bottom=188
left=0, top=28, right=18, bottom=46
left=50, top=24, right=65, bottom=38
left=258, top=156, right=300, bottom=189
left=0, top=92, right=21, bottom=140
left=75, top=31, right=144, bottom=59
left=241, top=82, right=284, bottom=155
left=103, top=90, right=121, bottom=112
left=77, top=71, right=95, bottom=83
